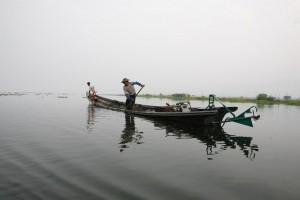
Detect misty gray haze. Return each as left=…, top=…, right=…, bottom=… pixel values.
left=0, top=0, right=299, bottom=98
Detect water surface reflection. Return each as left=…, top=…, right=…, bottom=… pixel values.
left=151, top=120, right=259, bottom=160
left=86, top=104, right=258, bottom=160
left=120, top=114, right=144, bottom=152
left=86, top=104, right=96, bottom=133
left=121, top=114, right=259, bottom=160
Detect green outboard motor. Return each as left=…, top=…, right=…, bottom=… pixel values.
left=207, top=95, right=260, bottom=127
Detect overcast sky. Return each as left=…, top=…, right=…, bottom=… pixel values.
left=1, top=0, right=299, bottom=98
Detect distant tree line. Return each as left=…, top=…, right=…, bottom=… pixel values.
left=171, top=93, right=190, bottom=98
left=256, top=93, right=275, bottom=101
left=136, top=93, right=300, bottom=106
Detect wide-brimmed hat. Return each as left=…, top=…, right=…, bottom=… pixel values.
left=121, top=78, right=129, bottom=83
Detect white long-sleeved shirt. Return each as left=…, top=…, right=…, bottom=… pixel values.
left=123, top=82, right=141, bottom=95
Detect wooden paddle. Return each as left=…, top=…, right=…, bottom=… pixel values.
left=135, top=85, right=145, bottom=97
left=130, top=85, right=145, bottom=110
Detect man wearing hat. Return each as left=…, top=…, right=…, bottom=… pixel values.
left=121, top=78, right=145, bottom=110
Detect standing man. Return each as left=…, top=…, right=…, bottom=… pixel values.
left=121, top=78, right=145, bottom=110
left=87, top=82, right=97, bottom=98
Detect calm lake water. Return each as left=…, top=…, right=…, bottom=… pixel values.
left=1, top=93, right=300, bottom=200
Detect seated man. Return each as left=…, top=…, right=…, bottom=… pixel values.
left=87, top=82, right=97, bottom=98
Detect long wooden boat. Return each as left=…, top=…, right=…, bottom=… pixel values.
left=86, top=93, right=239, bottom=127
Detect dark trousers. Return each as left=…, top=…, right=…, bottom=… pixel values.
left=125, top=94, right=136, bottom=110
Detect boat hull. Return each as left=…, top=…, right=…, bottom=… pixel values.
left=86, top=94, right=238, bottom=127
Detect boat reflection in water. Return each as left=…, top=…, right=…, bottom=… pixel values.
left=86, top=105, right=258, bottom=160
left=121, top=114, right=259, bottom=160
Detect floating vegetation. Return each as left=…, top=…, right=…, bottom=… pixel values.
left=35, top=93, right=54, bottom=96
left=0, top=92, right=26, bottom=96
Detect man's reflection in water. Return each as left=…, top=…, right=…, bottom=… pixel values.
left=86, top=104, right=96, bottom=133
left=120, top=114, right=144, bottom=152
